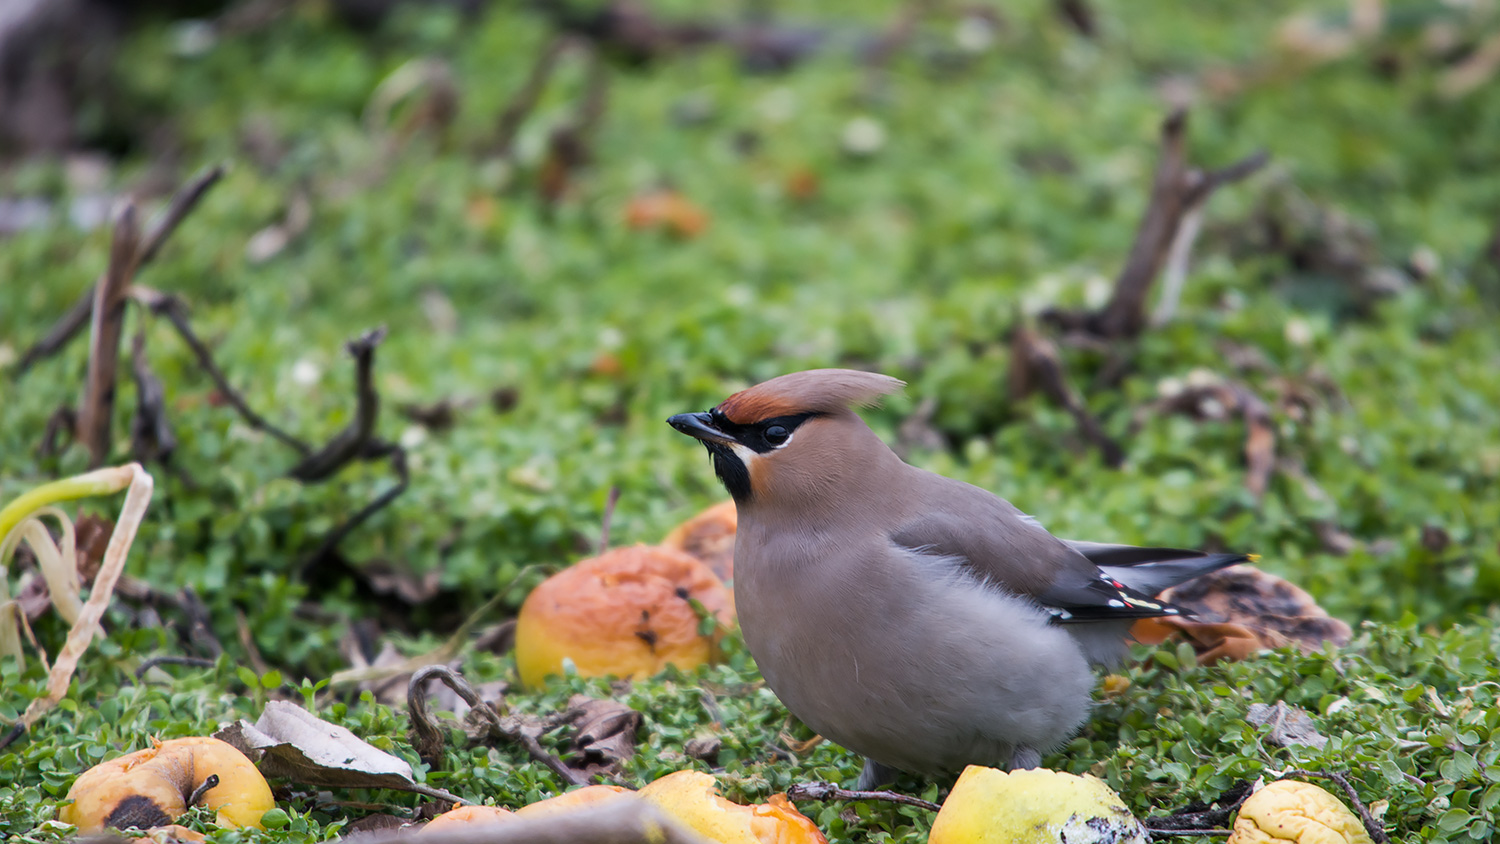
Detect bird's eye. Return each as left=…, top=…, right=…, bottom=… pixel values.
left=763, top=425, right=790, bottom=446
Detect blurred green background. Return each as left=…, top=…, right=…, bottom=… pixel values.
left=2, top=0, right=1499, bottom=841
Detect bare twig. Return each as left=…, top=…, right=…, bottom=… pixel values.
left=14, top=166, right=225, bottom=377
left=407, top=664, right=488, bottom=763
left=1277, top=770, right=1389, bottom=844
left=236, top=609, right=272, bottom=676
left=495, top=36, right=574, bottom=158
left=785, top=780, right=940, bottom=813
left=299, top=443, right=407, bottom=575
left=135, top=654, right=217, bottom=679
left=1047, top=110, right=1267, bottom=340
left=128, top=330, right=177, bottom=464
left=15, top=292, right=94, bottom=377
left=1143, top=828, right=1234, bottom=838
left=37, top=406, right=76, bottom=458
left=537, top=45, right=608, bottom=206
left=77, top=204, right=141, bottom=467
left=1009, top=323, right=1124, bottom=466
left=1145, top=780, right=1252, bottom=836
left=13, top=167, right=223, bottom=377
left=598, top=485, right=621, bottom=554
left=409, top=665, right=588, bottom=787
left=0, top=723, right=26, bottom=752
left=141, top=290, right=311, bottom=455
left=179, top=586, right=225, bottom=658
left=138, top=165, right=227, bottom=265
left=289, top=327, right=388, bottom=481
left=1055, top=0, right=1098, bottom=37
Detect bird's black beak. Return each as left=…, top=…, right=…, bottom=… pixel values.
left=668, top=411, right=737, bottom=447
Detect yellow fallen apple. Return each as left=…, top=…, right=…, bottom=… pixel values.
left=928, top=765, right=1147, bottom=844
left=59, top=736, right=274, bottom=832
left=639, top=770, right=827, bottom=844
left=1229, top=780, right=1374, bottom=844
left=514, top=784, right=635, bottom=818
left=662, top=499, right=737, bottom=582
left=514, top=544, right=736, bottom=689
left=419, top=804, right=515, bottom=835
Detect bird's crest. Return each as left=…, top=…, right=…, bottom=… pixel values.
left=716, top=369, right=905, bottom=424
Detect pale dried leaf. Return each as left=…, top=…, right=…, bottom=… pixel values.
left=1247, top=701, right=1328, bottom=750
left=216, top=700, right=417, bottom=789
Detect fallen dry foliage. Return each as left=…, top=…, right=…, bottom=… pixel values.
left=216, top=701, right=465, bottom=804
left=1132, top=566, right=1353, bottom=664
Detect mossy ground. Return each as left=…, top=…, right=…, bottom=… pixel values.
left=2, top=1, right=1499, bottom=841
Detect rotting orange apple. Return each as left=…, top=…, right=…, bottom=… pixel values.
left=419, top=804, right=515, bottom=834
left=514, top=544, right=735, bottom=689
left=662, top=500, right=737, bottom=582
left=639, top=770, right=827, bottom=844
left=58, top=737, right=273, bottom=832
left=514, top=784, right=634, bottom=818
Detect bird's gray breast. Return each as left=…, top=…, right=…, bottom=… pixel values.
left=732, top=531, right=1095, bottom=775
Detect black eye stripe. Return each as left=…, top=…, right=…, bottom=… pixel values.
left=707, top=411, right=817, bottom=453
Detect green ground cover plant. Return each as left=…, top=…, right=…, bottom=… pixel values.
left=2, top=1, right=1498, bottom=841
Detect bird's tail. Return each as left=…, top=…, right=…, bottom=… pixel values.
left=1095, top=552, right=1254, bottom=598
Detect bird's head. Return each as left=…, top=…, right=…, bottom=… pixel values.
left=668, top=369, right=905, bottom=505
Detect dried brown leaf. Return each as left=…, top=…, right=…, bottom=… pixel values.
left=214, top=700, right=465, bottom=803
left=561, top=695, right=642, bottom=778
left=1132, top=565, right=1352, bottom=665
left=1247, top=701, right=1328, bottom=750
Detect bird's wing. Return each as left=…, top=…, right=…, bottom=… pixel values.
left=1066, top=540, right=1253, bottom=596
left=889, top=475, right=1194, bottom=623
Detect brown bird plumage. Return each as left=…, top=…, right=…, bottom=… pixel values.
left=669, top=369, right=1250, bottom=787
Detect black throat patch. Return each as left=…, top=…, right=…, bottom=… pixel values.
left=697, top=410, right=818, bottom=502
left=707, top=444, right=752, bottom=502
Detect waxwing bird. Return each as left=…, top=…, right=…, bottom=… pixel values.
left=667, top=369, right=1252, bottom=788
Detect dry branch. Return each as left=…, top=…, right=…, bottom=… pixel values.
left=1055, top=0, right=1098, bottom=38
left=134, top=654, right=216, bottom=679
left=1046, top=109, right=1268, bottom=340
left=76, top=204, right=142, bottom=468
left=494, top=36, right=574, bottom=158
left=1144, top=780, right=1252, bottom=835
left=14, top=165, right=224, bottom=377
left=408, top=665, right=589, bottom=787
left=128, top=330, right=176, bottom=464
left=1009, top=323, right=1125, bottom=466
left=290, top=326, right=389, bottom=481
left=138, top=290, right=311, bottom=455
left=785, top=780, right=940, bottom=813
left=537, top=45, right=608, bottom=206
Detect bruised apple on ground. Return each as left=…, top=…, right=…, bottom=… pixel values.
left=514, top=544, right=735, bottom=689
left=59, top=737, right=273, bottom=832
left=514, top=784, right=634, bottom=818
left=1228, top=780, right=1374, bottom=844
left=928, top=765, right=1147, bottom=844
left=639, top=770, right=827, bottom=844
left=417, top=804, right=515, bottom=834
left=662, top=499, right=737, bottom=582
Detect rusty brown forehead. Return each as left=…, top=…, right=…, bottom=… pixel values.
left=715, top=390, right=803, bottom=424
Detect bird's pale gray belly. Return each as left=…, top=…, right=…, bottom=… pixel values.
left=735, top=550, right=1094, bottom=775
